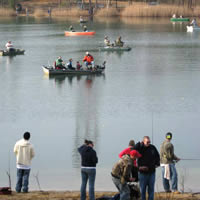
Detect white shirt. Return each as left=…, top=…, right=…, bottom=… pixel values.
left=5, top=42, right=13, bottom=50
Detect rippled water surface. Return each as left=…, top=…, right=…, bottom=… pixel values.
left=0, top=17, right=200, bottom=192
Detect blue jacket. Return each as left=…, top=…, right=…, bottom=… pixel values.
left=78, top=145, right=98, bottom=167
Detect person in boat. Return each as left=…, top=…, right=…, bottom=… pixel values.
left=83, top=52, right=94, bottom=69
left=115, top=36, right=124, bottom=47
left=55, top=56, right=66, bottom=70
left=69, top=25, right=75, bottom=32
left=104, top=36, right=111, bottom=47
left=76, top=61, right=82, bottom=70
left=191, top=18, right=198, bottom=27
left=67, top=58, right=75, bottom=70
left=172, top=14, right=176, bottom=18
left=80, top=16, right=84, bottom=23
left=83, top=25, right=88, bottom=32
left=5, top=41, right=15, bottom=52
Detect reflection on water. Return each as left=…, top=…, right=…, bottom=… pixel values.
left=71, top=74, right=105, bottom=168
left=46, top=73, right=105, bottom=88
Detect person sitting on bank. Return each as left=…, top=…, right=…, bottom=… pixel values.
left=83, top=25, right=88, bottom=32
left=55, top=56, right=66, bottom=70
left=104, top=36, right=111, bottom=47
left=69, top=25, right=75, bottom=32
left=191, top=18, right=198, bottom=27
left=83, top=52, right=94, bottom=69
left=67, top=58, right=75, bottom=70
left=115, top=36, right=124, bottom=47
left=5, top=41, right=15, bottom=52
left=76, top=61, right=82, bottom=70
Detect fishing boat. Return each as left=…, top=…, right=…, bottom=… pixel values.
left=187, top=25, right=200, bottom=32
left=99, top=46, right=131, bottom=51
left=42, top=62, right=105, bottom=76
left=0, top=49, right=25, bottom=56
left=80, top=19, right=88, bottom=23
left=170, top=18, right=190, bottom=22
left=64, top=31, right=96, bottom=36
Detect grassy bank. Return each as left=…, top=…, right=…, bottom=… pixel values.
left=0, top=191, right=199, bottom=200
left=1, top=2, right=200, bottom=17
left=0, top=8, right=16, bottom=17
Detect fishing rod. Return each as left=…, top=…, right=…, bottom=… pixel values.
left=151, top=112, right=154, bottom=145
left=181, top=159, right=200, bottom=160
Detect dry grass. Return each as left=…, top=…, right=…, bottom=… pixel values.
left=95, top=8, right=119, bottom=17
left=51, top=8, right=88, bottom=17
left=33, top=8, right=49, bottom=17
left=121, top=3, right=200, bottom=17
left=0, top=8, right=16, bottom=17
left=0, top=191, right=199, bottom=200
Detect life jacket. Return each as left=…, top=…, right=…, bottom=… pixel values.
left=83, top=55, right=94, bottom=63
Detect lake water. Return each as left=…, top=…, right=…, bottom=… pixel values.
left=0, top=17, right=200, bottom=192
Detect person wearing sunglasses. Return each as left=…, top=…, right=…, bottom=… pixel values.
left=134, top=136, right=160, bottom=200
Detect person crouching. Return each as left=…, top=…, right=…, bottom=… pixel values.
left=111, top=150, right=141, bottom=200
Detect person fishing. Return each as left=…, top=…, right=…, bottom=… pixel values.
left=115, top=36, right=124, bottom=47
left=69, top=25, right=75, bottom=32
left=83, top=25, right=88, bottom=32
left=104, top=36, right=111, bottom=47
left=5, top=41, right=15, bottom=52
left=55, top=56, right=66, bottom=70
left=83, top=52, right=94, bottom=69
left=76, top=61, right=82, bottom=70
left=191, top=18, right=198, bottom=27
left=67, top=58, right=75, bottom=70
left=160, top=132, right=180, bottom=194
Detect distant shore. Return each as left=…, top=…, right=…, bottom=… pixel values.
left=0, top=191, right=200, bottom=200
left=1, top=2, right=200, bottom=18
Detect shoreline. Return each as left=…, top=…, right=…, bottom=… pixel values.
left=0, top=191, right=200, bottom=200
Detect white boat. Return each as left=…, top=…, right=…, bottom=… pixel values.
left=187, top=25, right=200, bottom=32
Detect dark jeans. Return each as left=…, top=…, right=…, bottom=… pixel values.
left=16, top=168, right=30, bottom=193
left=81, top=168, right=96, bottom=200
left=139, top=172, right=155, bottom=200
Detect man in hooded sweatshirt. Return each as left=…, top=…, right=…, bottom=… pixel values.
left=78, top=139, right=98, bottom=200
left=14, top=132, right=35, bottom=193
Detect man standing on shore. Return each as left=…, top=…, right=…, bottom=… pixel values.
left=134, top=136, right=160, bottom=200
left=160, top=132, right=180, bottom=194
left=14, top=132, right=35, bottom=193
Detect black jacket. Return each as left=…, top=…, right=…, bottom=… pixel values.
left=78, top=145, right=98, bottom=167
left=135, top=142, right=160, bottom=174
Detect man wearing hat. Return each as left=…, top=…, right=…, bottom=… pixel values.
left=83, top=52, right=94, bottom=69
left=160, top=132, right=180, bottom=194
left=111, top=150, right=141, bottom=200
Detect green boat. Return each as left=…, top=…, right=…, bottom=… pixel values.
left=170, top=18, right=190, bottom=22
left=0, top=49, right=25, bottom=56
left=99, top=46, right=131, bottom=51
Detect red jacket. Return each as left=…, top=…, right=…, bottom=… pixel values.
left=119, top=147, right=141, bottom=167
left=83, top=54, right=94, bottom=63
